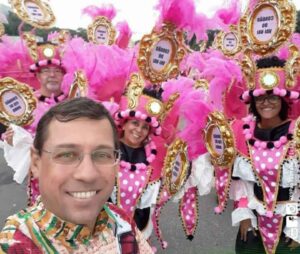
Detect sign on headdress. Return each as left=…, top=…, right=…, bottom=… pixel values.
left=162, top=138, right=189, bottom=196
left=82, top=5, right=117, bottom=46
left=215, top=25, right=242, bottom=57
left=0, top=77, right=36, bottom=126
left=87, top=16, right=116, bottom=45
left=205, top=111, right=235, bottom=168
left=10, top=0, right=56, bottom=29
left=137, top=23, right=186, bottom=84
left=239, top=0, right=296, bottom=56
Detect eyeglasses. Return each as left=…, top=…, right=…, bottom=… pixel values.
left=39, top=68, right=63, bottom=75
left=41, top=147, right=121, bottom=167
left=254, top=95, right=280, bottom=104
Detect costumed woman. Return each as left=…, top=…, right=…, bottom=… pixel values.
left=229, top=55, right=300, bottom=254
left=112, top=77, right=167, bottom=244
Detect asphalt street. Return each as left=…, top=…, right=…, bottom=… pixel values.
left=0, top=149, right=237, bottom=254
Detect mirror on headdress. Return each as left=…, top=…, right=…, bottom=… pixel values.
left=138, top=22, right=186, bottom=84
left=239, top=0, right=296, bottom=56
left=10, top=0, right=56, bottom=29
left=163, top=138, right=189, bottom=196
left=87, top=16, right=116, bottom=45
left=205, top=111, right=235, bottom=167
left=0, top=77, right=36, bottom=126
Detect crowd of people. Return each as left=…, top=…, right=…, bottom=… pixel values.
left=0, top=0, right=300, bottom=253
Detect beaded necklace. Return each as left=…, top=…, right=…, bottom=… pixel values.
left=119, top=140, right=157, bottom=171
left=242, top=115, right=293, bottom=149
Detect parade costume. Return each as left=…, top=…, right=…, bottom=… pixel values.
left=0, top=198, right=153, bottom=254
left=82, top=4, right=132, bottom=49
left=223, top=51, right=300, bottom=253
left=112, top=76, right=166, bottom=240
left=0, top=36, right=67, bottom=205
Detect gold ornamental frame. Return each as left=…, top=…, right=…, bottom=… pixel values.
left=294, top=117, right=300, bottom=157
left=215, top=25, right=242, bottom=57
left=87, top=16, right=116, bottom=45
left=137, top=22, right=186, bottom=84
left=285, top=44, right=300, bottom=89
left=194, top=79, right=209, bottom=90
left=163, top=138, right=189, bottom=196
left=204, top=111, right=236, bottom=167
left=0, top=77, right=36, bottom=126
left=68, top=71, right=88, bottom=99
left=239, top=0, right=296, bottom=56
left=10, top=0, right=56, bottom=29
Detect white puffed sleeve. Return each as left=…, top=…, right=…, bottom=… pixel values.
left=230, top=179, right=257, bottom=228
left=3, top=124, right=33, bottom=184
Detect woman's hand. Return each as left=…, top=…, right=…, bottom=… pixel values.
left=2, top=127, right=14, bottom=146
left=286, top=237, right=300, bottom=250
left=240, top=219, right=257, bottom=242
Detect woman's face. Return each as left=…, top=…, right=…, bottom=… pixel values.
left=122, top=119, right=150, bottom=148
left=254, top=94, right=282, bottom=121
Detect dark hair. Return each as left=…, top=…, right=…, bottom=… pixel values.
left=249, top=96, right=289, bottom=122
left=249, top=56, right=289, bottom=121
left=256, top=56, right=286, bottom=69
left=142, top=87, right=163, bottom=100
left=37, top=41, right=58, bottom=47
left=33, top=97, right=119, bottom=154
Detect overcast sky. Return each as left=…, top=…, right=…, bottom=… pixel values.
left=0, top=0, right=299, bottom=40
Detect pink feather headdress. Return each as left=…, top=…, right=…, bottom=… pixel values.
left=115, top=21, right=132, bottom=49
left=155, top=0, right=215, bottom=41
left=61, top=37, right=135, bottom=103
left=213, top=0, right=242, bottom=31
left=0, top=36, right=39, bottom=89
left=162, top=76, right=213, bottom=159
left=82, top=4, right=116, bottom=21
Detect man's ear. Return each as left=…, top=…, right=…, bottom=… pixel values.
left=30, top=147, right=41, bottom=178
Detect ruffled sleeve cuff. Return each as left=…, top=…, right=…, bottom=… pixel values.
left=137, top=180, right=160, bottom=209
left=229, top=179, right=254, bottom=201
left=232, top=155, right=256, bottom=182
left=283, top=217, right=300, bottom=243
left=232, top=207, right=257, bottom=228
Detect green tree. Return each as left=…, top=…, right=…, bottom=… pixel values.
left=3, top=10, right=87, bottom=41
left=296, top=10, right=300, bottom=33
